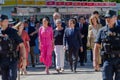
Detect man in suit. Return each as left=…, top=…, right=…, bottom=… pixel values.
left=116, top=19, right=120, bottom=26
left=78, top=16, right=88, bottom=66
left=93, top=11, right=106, bottom=26
left=63, top=19, right=83, bottom=72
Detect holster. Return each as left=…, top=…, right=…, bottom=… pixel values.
left=5, top=51, right=19, bottom=59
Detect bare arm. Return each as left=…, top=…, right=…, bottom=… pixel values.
left=30, top=29, right=38, bottom=36
left=38, top=28, right=41, bottom=50
left=26, top=41, right=30, bottom=53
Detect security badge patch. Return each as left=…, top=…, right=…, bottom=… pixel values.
left=107, top=31, right=120, bottom=40
left=107, top=31, right=116, bottom=36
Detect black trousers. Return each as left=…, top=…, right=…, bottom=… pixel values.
left=30, top=47, right=35, bottom=67
left=68, top=47, right=79, bottom=71
left=78, top=45, right=87, bottom=64
left=0, top=57, right=18, bottom=80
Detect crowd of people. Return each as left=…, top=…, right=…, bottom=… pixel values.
left=0, top=9, right=120, bottom=80
left=12, top=10, right=106, bottom=74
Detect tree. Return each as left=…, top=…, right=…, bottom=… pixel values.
left=66, top=0, right=120, bottom=3
left=103, top=0, right=120, bottom=3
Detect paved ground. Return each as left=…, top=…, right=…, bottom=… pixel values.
left=0, top=51, right=102, bottom=80
left=18, top=63, right=102, bottom=80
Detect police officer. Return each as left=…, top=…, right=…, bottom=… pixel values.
left=0, top=15, right=26, bottom=80
left=93, top=10, right=120, bottom=80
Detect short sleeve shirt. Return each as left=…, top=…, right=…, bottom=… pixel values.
left=95, top=25, right=120, bottom=44
left=54, top=29, right=64, bottom=45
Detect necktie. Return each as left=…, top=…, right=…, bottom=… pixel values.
left=80, top=24, right=83, bottom=31
left=71, top=28, right=74, bottom=35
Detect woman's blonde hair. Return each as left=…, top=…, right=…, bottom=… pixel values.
left=89, top=15, right=99, bottom=25
left=13, top=22, right=22, bottom=30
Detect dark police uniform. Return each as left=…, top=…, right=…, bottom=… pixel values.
left=94, top=10, right=120, bottom=80
left=95, top=21, right=120, bottom=80
left=0, top=17, right=23, bottom=80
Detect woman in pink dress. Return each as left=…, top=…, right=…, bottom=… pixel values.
left=38, top=17, right=54, bottom=74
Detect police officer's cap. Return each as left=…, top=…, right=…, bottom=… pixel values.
left=105, top=10, right=116, bottom=18
left=0, top=14, right=8, bottom=21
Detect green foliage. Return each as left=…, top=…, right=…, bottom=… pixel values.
left=102, top=0, right=120, bottom=2
left=66, top=0, right=120, bottom=3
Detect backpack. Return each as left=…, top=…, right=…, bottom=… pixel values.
left=0, top=34, right=17, bottom=56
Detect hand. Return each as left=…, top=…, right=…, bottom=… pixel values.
left=16, top=45, right=20, bottom=51
left=3, top=34, right=8, bottom=37
left=80, top=47, right=83, bottom=52
left=28, top=47, right=30, bottom=53
left=52, top=44, right=54, bottom=50
left=39, top=44, right=41, bottom=51
left=63, top=46, right=66, bottom=51
left=30, top=33, right=34, bottom=36
left=81, top=35, right=84, bottom=38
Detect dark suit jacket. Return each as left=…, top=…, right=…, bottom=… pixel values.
left=116, top=20, right=120, bottom=26
left=80, top=22, right=88, bottom=45
left=63, top=27, right=82, bottom=49
left=100, top=18, right=106, bottom=26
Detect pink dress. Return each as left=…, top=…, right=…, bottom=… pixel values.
left=38, top=26, right=53, bottom=67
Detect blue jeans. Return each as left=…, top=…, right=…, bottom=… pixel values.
left=0, top=57, right=18, bottom=80
left=102, top=57, right=120, bottom=80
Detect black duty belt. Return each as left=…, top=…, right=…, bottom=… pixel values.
left=105, top=54, right=120, bottom=58
left=0, top=51, right=18, bottom=58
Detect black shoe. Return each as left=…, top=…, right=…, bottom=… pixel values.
left=80, top=63, right=85, bottom=66
left=32, top=64, right=35, bottom=67
left=26, top=66, right=28, bottom=69
left=73, top=70, right=77, bottom=73
left=71, top=68, right=73, bottom=72
left=85, top=59, right=87, bottom=63
left=94, top=69, right=100, bottom=72
left=70, top=66, right=73, bottom=72
left=56, top=69, right=60, bottom=73
left=99, top=64, right=103, bottom=67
